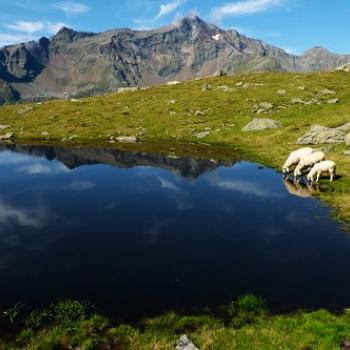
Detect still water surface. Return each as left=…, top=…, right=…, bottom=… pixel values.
left=0, top=145, right=349, bottom=320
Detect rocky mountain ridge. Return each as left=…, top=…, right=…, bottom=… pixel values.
left=0, top=15, right=349, bottom=104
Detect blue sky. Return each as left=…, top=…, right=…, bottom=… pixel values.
left=0, top=0, right=349, bottom=55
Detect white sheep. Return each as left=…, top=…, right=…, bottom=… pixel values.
left=282, top=147, right=314, bottom=173
left=294, top=151, right=326, bottom=177
left=307, top=161, right=336, bottom=182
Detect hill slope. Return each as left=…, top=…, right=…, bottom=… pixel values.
left=1, top=15, right=350, bottom=104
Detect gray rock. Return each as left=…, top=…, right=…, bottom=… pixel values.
left=242, top=118, right=281, bottom=132
left=201, top=84, right=212, bottom=92
left=327, top=98, right=339, bottom=104
left=343, top=150, right=350, bottom=156
left=116, top=136, right=137, bottom=143
left=335, top=122, right=350, bottom=132
left=194, top=131, right=210, bottom=139
left=117, top=87, right=138, bottom=93
left=176, top=335, right=199, bottom=350
left=346, top=133, right=350, bottom=146
left=277, top=89, right=286, bottom=95
left=297, top=125, right=346, bottom=145
left=168, top=99, right=176, bottom=104
left=259, top=102, right=273, bottom=110
left=0, top=125, right=10, bottom=131
left=0, top=132, right=14, bottom=141
left=41, top=131, right=49, bottom=136
left=195, top=110, right=206, bottom=116
left=319, top=88, right=336, bottom=95
left=335, top=63, right=350, bottom=72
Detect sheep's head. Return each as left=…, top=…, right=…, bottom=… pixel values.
left=307, top=173, right=313, bottom=182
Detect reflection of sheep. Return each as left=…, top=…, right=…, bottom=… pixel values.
left=294, top=151, right=326, bottom=177
left=282, top=147, right=314, bottom=173
left=307, top=161, right=336, bottom=182
left=283, top=177, right=313, bottom=198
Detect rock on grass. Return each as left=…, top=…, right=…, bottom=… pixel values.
left=242, top=118, right=281, bottom=132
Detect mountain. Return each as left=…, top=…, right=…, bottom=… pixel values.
left=0, top=15, right=349, bottom=104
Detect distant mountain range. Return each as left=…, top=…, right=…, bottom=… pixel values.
left=1, top=14, right=350, bottom=104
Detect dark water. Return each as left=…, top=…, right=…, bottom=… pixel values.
left=0, top=144, right=349, bottom=320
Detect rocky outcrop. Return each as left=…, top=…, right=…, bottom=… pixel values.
left=176, top=335, right=199, bottom=350
left=0, top=15, right=350, bottom=104
left=242, top=118, right=281, bottom=131
left=335, top=63, right=350, bottom=72
left=346, top=133, right=350, bottom=146
left=296, top=125, right=348, bottom=145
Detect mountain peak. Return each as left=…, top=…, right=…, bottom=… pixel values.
left=302, top=46, right=331, bottom=56
left=52, top=27, right=95, bottom=44
left=176, top=14, right=209, bottom=29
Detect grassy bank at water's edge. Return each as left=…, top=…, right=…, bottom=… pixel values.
left=2, top=297, right=350, bottom=349
left=0, top=71, right=349, bottom=224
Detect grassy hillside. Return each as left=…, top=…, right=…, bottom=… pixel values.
left=2, top=298, right=350, bottom=349
left=0, top=71, right=349, bottom=224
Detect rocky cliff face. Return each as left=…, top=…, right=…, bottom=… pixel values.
left=0, top=15, right=349, bottom=104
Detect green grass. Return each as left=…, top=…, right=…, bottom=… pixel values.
left=0, top=71, right=349, bottom=224
left=2, top=299, right=350, bottom=349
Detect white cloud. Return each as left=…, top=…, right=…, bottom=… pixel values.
left=0, top=33, right=35, bottom=47
left=155, top=0, right=186, bottom=20
left=212, top=0, right=282, bottom=21
left=282, top=47, right=300, bottom=55
left=54, top=1, right=90, bottom=15
left=0, top=199, right=46, bottom=230
left=5, top=21, right=45, bottom=34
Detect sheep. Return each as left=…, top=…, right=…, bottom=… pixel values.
left=307, top=161, right=336, bottom=182
left=282, top=147, right=314, bottom=173
left=294, top=151, right=326, bottom=177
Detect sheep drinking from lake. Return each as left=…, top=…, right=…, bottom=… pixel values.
left=282, top=147, right=314, bottom=174
left=307, top=161, right=336, bottom=182
left=294, top=151, right=326, bottom=177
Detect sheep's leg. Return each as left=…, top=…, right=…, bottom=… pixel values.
left=316, top=171, right=321, bottom=182
left=330, top=170, right=334, bottom=182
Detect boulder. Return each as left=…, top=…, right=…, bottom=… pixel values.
left=194, top=131, right=210, bottom=139
left=176, top=335, right=199, bottom=350
left=117, top=87, right=138, bottom=93
left=277, top=89, right=286, bottom=95
left=166, top=81, right=181, bottom=85
left=242, top=118, right=281, bottom=132
left=327, top=98, right=339, bottom=104
left=115, top=136, right=137, bottom=143
left=296, top=125, right=346, bottom=145
left=335, top=122, right=350, bottom=132
left=201, top=84, right=212, bottom=92
left=335, top=63, right=350, bottom=72
left=346, top=133, right=350, bottom=146
left=0, top=132, right=14, bottom=141
left=319, top=88, right=336, bottom=95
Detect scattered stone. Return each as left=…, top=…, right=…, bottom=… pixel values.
left=235, top=82, right=243, bottom=86
left=243, top=83, right=264, bottom=88
left=242, top=118, right=281, bottom=132
left=168, top=99, right=176, bottom=104
left=201, top=83, right=212, bottom=92
left=319, top=88, right=336, bottom=95
left=0, top=125, right=10, bottom=131
left=259, top=102, right=273, bottom=110
left=115, top=136, right=137, bottom=143
left=217, top=85, right=236, bottom=92
left=176, top=335, right=200, bottom=350
left=41, top=131, right=49, bottom=136
left=194, top=131, right=210, bottom=139
left=195, top=110, right=206, bottom=116
left=290, top=97, right=319, bottom=105
left=343, top=150, right=350, bottom=156
left=335, top=64, right=350, bottom=73
left=169, top=111, right=176, bottom=116
left=277, top=89, right=286, bottom=95
left=297, top=86, right=305, bottom=90
left=296, top=125, right=347, bottom=145
left=0, top=132, right=14, bottom=141
left=166, top=81, right=181, bottom=85
left=204, top=127, right=212, bottom=131
left=327, top=98, right=339, bottom=104
left=70, top=98, right=82, bottom=102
